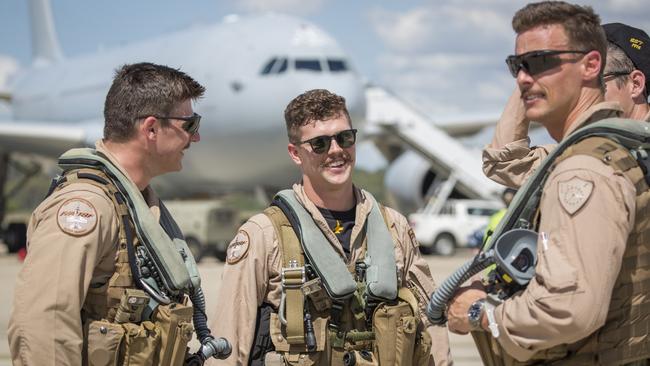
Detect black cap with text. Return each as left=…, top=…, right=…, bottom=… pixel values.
left=603, top=22, right=650, bottom=93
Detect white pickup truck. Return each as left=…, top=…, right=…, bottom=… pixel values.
left=408, top=199, right=502, bottom=256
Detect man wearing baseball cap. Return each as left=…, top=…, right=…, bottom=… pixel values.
left=482, top=22, right=650, bottom=188
left=603, top=22, right=650, bottom=121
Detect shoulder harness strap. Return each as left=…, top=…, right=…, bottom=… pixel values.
left=264, top=205, right=306, bottom=345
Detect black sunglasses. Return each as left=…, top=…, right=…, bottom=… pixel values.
left=603, top=70, right=632, bottom=79
left=138, top=112, right=202, bottom=135
left=506, top=49, right=590, bottom=78
left=299, top=129, right=357, bottom=154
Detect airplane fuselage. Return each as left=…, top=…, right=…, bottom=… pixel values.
left=9, top=14, right=366, bottom=196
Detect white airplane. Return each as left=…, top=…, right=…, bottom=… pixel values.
left=0, top=0, right=367, bottom=199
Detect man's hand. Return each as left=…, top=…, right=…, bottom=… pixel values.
left=446, top=281, right=487, bottom=335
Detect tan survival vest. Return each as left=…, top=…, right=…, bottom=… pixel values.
left=52, top=168, right=195, bottom=366
left=474, top=136, right=650, bottom=366
left=262, top=200, right=432, bottom=366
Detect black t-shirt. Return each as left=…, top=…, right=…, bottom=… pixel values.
left=317, top=206, right=356, bottom=257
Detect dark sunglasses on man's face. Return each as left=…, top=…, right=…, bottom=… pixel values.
left=299, top=128, right=357, bottom=154
left=138, top=113, right=202, bottom=135
left=505, top=49, right=590, bottom=78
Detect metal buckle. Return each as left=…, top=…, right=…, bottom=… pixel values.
left=281, top=259, right=305, bottom=289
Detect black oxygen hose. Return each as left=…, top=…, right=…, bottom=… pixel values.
left=426, top=251, right=494, bottom=325
left=190, top=287, right=232, bottom=360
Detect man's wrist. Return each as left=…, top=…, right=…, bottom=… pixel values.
left=467, top=298, right=486, bottom=331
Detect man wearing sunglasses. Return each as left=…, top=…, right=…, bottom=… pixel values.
left=483, top=22, right=650, bottom=188
left=9, top=63, right=208, bottom=365
left=209, top=89, right=452, bottom=365
left=446, top=2, right=650, bottom=365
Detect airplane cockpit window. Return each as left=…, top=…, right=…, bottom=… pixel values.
left=276, top=58, right=288, bottom=73
left=262, top=58, right=349, bottom=75
left=327, top=59, right=348, bottom=72
left=260, top=57, right=288, bottom=75
left=295, top=59, right=322, bottom=71
left=260, top=58, right=277, bottom=75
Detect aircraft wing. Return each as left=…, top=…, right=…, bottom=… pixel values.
left=0, top=119, right=102, bottom=157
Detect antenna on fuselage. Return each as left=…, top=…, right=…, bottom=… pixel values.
left=28, top=0, right=64, bottom=66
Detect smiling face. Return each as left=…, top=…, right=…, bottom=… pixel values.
left=153, top=98, right=201, bottom=174
left=288, top=114, right=355, bottom=197
left=514, top=24, right=587, bottom=130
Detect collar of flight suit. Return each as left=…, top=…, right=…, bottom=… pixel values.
left=95, top=139, right=161, bottom=220
left=291, top=183, right=373, bottom=262
left=562, top=101, right=623, bottom=138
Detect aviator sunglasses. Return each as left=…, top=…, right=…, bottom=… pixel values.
left=138, top=112, right=202, bottom=135
left=299, top=128, right=358, bottom=154
left=506, top=49, right=590, bottom=77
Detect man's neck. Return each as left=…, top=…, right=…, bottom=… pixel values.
left=303, top=182, right=355, bottom=211
left=103, top=140, right=152, bottom=190
left=555, top=88, right=603, bottom=141
left=629, top=102, right=650, bottom=121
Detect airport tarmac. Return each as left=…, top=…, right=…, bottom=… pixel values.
left=0, top=247, right=482, bottom=365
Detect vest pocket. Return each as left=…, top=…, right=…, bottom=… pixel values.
left=152, top=303, right=195, bottom=366
left=87, top=320, right=125, bottom=366
left=122, top=321, right=161, bottom=366
left=372, top=301, right=417, bottom=366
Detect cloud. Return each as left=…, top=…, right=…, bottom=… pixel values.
left=367, top=3, right=513, bottom=54
left=234, top=0, right=325, bottom=16
left=365, top=1, right=648, bottom=117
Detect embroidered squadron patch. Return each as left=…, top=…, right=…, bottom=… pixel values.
left=226, top=230, right=250, bottom=264
left=56, top=198, right=98, bottom=236
left=558, top=177, right=594, bottom=215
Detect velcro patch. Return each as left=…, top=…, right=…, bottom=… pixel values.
left=57, top=198, right=98, bottom=236
left=226, top=230, right=250, bottom=264
left=558, top=177, right=594, bottom=215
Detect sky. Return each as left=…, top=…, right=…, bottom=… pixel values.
left=0, top=0, right=648, bottom=119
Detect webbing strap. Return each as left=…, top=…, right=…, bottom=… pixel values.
left=264, top=206, right=305, bottom=344
left=52, top=169, right=137, bottom=320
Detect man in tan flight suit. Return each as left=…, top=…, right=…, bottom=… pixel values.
left=208, top=89, right=451, bottom=365
left=446, top=2, right=650, bottom=365
left=483, top=22, right=650, bottom=188
left=8, top=63, right=205, bottom=365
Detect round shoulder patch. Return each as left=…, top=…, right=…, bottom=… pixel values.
left=226, top=230, right=250, bottom=264
left=56, top=198, right=98, bottom=236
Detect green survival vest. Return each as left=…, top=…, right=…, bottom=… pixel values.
left=262, top=189, right=432, bottom=366
left=477, top=118, right=650, bottom=365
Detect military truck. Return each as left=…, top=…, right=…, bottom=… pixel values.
left=163, top=199, right=239, bottom=262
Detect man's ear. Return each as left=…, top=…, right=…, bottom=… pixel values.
left=287, top=143, right=302, bottom=166
left=582, top=50, right=602, bottom=82
left=628, top=69, right=646, bottom=99
left=140, top=116, right=158, bottom=141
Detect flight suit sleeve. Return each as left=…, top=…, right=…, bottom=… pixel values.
left=387, top=208, right=452, bottom=366
left=491, top=154, right=636, bottom=361
left=482, top=88, right=555, bottom=188
left=207, top=214, right=279, bottom=366
left=8, top=184, right=119, bottom=366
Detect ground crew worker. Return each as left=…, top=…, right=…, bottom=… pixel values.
left=8, top=62, right=215, bottom=365
left=482, top=188, right=516, bottom=249
left=207, top=89, right=451, bottom=365
left=483, top=21, right=650, bottom=188
left=446, top=2, right=650, bottom=364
